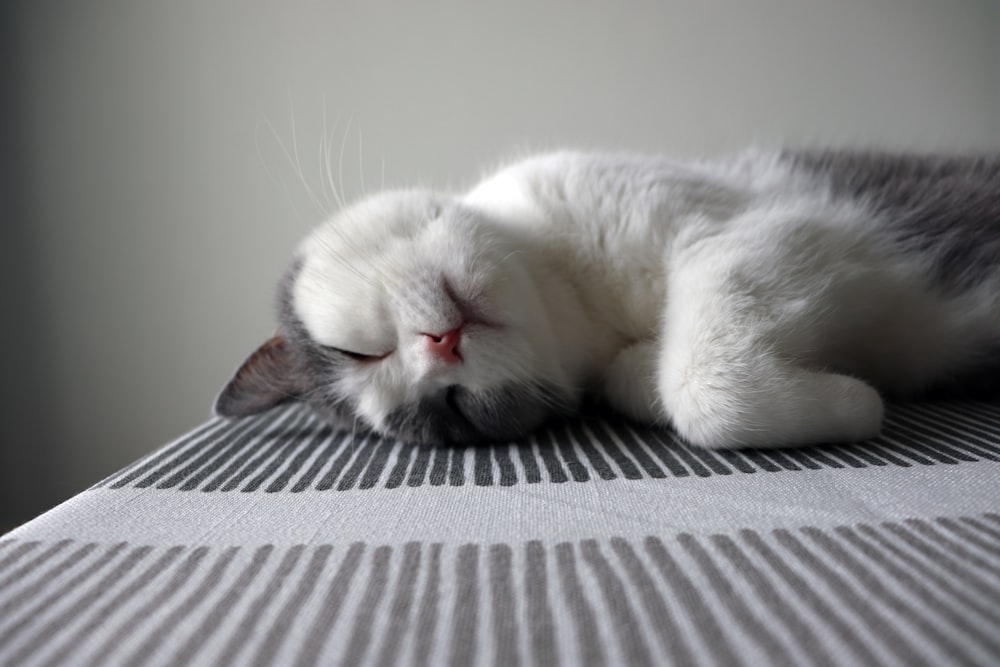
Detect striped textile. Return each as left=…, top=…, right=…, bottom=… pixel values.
left=3, top=401, right=999, bottom=666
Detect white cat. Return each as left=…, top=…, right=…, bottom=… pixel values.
left=216, top=149, right=1000, bottom=449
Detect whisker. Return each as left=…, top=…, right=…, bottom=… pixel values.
left=338, top=117, right=353, bottom=209
left=255, top=119, right=304, bottom=222
left=321, top=100, right=346, bottom=211
left=319, top=98, right=337, bottom=211
left=264, top=114, right=327, bottom=216
left=358, top=126, right=366, bottom=196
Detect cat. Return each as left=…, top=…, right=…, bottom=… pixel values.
left=214, top=149, right=1000, bottom=449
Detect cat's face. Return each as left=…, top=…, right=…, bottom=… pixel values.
left=216, top=190, right=571, bottom=443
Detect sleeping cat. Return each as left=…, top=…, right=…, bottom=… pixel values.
left=215, top=149, right=1000, bottom=449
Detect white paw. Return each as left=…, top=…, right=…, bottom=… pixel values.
left=661, top=364, right=885, bottom=449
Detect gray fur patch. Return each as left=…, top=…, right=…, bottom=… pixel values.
left=273, top=259, right=363, bottom=432
left=384, top=383, right=566, bottom=445
left=784, top=149, right=1000, bottom=292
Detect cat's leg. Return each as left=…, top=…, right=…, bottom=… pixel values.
left=657, top=245, right=885, bottom=449
left=604, top=342, right=661, bottom=422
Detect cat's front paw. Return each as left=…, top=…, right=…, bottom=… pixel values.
left=662, top=365, right=885, bottom=449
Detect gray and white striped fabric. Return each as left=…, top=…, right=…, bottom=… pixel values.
left=3, top=401, right=1000, bottom=666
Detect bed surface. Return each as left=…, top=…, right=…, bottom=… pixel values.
left=2, top=400, right=999, bottom=666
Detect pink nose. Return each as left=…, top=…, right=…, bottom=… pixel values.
left=423, top=327, right=463, bottom=363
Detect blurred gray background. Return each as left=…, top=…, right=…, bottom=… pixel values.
left=3, top=0, right=999, bottom=527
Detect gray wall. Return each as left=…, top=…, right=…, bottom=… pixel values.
left=4, top=0, right=999, bottom=525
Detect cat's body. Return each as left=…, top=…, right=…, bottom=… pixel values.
left=216, top=149, right=1000, bottom=449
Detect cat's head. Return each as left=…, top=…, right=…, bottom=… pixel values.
left=215, top=190, right=573, bottom=443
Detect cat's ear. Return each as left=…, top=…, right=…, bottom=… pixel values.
left=214, top=335, right=305, bottom=417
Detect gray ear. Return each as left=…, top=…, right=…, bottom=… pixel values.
left=214, top=336, right=304, bottom=417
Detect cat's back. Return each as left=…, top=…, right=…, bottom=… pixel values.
left=784, top=148, right=1000, bottom=292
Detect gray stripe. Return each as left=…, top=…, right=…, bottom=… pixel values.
left=493, top=443, right=517, bottom=486
left=165, top=545, right=275, bottom=667
left=474, top=443, right=494, bottom=485
left=150, top=412, right=277, bottom=489
left=215, top=545, right=307, bottom=666
left=582, top=422, right=641, bottom=479
left=220, top=410, right=314, bottom=491
left=678, top=533, right=796, bottom=667
left=580, top=539, right=653, bottom=667
left=803, top=527, right=982, bottom=667
left=267, top=426, right=335, bottom=492
left=603, top=421, right=670, bottom=477
left=372, top=542, right=422, bottom=667
left=884, top=412, right=979, bottom=462
left=9, top=544, right=153, bottom=666
left=524, top=540, right=558, bottom=666
left=773, top=529, right=932, bottom=666
left=291, top=542, right=365, bottom=667
left=449, top=445, right=466, bottom=486
left=739, top=530, right=883, bottom=667
left=105, top=418, right=227, bottom=488
left=411, top=543, right=443, bottom=667
left=82, top=546, right=210, bottom=667
left=428, top=442, right=450, bottom=486
left=609, top=537, right=695, bottom=665
left=384, top=442, right=415, bottom=489
left=406, top=443, right=433, bottom=487
left=316, top=435, right=370, bottom=490
left=0, top=539, right=71, bottom=594
left=449, top=544, right=479, bottom=667
left=516, top=434, right=543, bottom=483
left=710, top=534, right=836, bottom=667
left=833, top=526, right=1000, bottom=656
left=336, top=436, right=381, bottom=490
left=854, top=524, right=1000, bottom=627
left=358, top=433, right=395, bottom=489
left=120, top=547, right=240, bottom=667
left=488, top=544, right=520, bottom=667
left=929, top=406, right=1000, bottom=453
left=903, top=519, right=1000, bottom=577
left=0, top=542, right=96, bottom=618
left=552, top=423, right=591, bottom=482
left=0, top=541, right=42, bottom=581
left=253, top=544, right=333, bottom=667
left=565, top=421, right=619, bottom=479
left=244, top=417, right=330, bottom=492
left=0, top=542, right=123, bottom=645
left=959, top=516, right=1000, bottom=542
left=340, top=545, right=393, bottom=666
left=644, top=536, right=743, bottom=666
left=100, top=399, right=1000, bottom=491
left=554, top=542, right=605, bottom=667
left=665, top=431, right=717, bottom=475
left=291, top=432, right=347, bottom=491
left=890, top=409, right=1000, bottom=461
left=534, top=429, right=569, bottom=482
left=195, top=408, right=306, bottom=490
left=934, top=517, right=1000, bottom=558
left=881, top=522, right=1000, bottom=604
left=38, top=546, right=185, bottom=667
left=921, top=402, right=997, bottom=435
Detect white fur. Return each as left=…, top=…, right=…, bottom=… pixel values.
left=293, top=150, right=999, bottom=448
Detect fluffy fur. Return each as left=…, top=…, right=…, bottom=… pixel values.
left=216, top=149, right=1000, bottom=449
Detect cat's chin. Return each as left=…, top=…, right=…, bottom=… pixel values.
left=375, top=382, right=567, bottom=445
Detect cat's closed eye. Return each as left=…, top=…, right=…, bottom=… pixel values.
left=324, top=346, right=390, bottom=362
